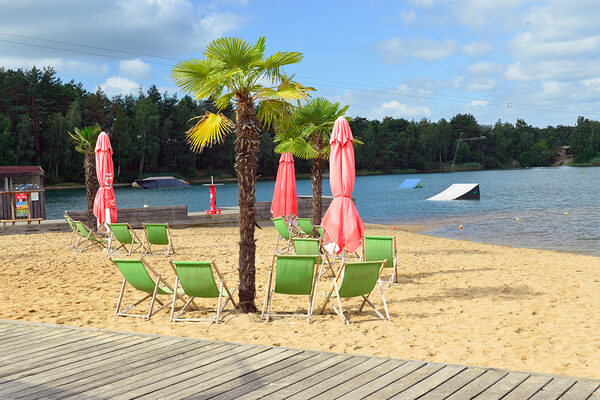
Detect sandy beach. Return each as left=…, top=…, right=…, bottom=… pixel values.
left=1, top=224, right=599, bottom=379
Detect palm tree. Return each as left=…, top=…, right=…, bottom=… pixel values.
left=172, top=37, right=312, bottom=312
left=67, top=123, right=102, bottom=229
left=275, top=98, right=350, bottom=234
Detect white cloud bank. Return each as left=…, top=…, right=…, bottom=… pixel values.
left=378, top=37, right=459, bottom=63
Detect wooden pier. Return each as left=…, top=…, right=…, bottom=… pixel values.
left=0, top=319, right=598, bottom=399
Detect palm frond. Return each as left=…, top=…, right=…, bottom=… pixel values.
left=205, top=37, right=264, bottom=70
left=274, top=136, right=319, bottom=159
left=67, top=123, right=101, bottom=153
left=186, top=112, right=234, bottom=152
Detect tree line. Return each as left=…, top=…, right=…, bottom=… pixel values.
left=1, top=66, right=599, bottom=184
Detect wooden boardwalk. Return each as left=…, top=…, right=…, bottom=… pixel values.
left=0, top=320, right=598, bottom=399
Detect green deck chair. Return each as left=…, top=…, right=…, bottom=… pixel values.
left=261, top=254, right=319, bottom=323
left=142, top=223, right=175, bottom=257
left=108, top=222, right=146, bottom=256
left=292, top=238, right=336, bottom=279
left=297, top=218, right=315, bottom=236
left=273, top=217, right=294, bottom=254
left=320, top=260, right=389, bottom=324
left=169, top=261, right=237, bottom=324
left=73, top=220, right=108, bottom=252
left=362, top=235, right=398, bottom=286
left=112, top=258, right=187, bottom=320
left=64, top=215, right=79, bottom=249
left=316, top=225, right=325, bottom=239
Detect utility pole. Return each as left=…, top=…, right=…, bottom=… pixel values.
left=451, top=132, right=486, bottom=167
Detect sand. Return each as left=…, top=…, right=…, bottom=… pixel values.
left=1, top=224, right=599, bottom=379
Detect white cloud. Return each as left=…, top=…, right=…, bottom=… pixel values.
left=469, top=100, right=489, bottom=107
left=378, top=37, right=459, bottom=63
left=466, top=79, right=496, bottom=91
left=399, top=10, right=416, bottom=25
left=449, top=0, right=528, bottom=30
left=505, top=59, right=599, bottom=81
left=462, top=42, right=493, bottom=57
left=98, top=76, right=141, bottom=97
left=0, top=57, right=108, bottom=75
left=119, top=59, right=152, bottom=80
left=467, top=62, right=502, bottom=76
left=374, top=100, right=432, bottom=119
left=0, top=0, right=246, bottom=60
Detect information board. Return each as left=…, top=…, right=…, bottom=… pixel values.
left=15, top=192, right=29, bottom=218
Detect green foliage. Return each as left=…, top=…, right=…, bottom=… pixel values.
left=67, top=123, right=102, bottom=154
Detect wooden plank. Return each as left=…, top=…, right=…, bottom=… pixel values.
left=315, top=359, right=407, bottom=399
left=30, top=340, right=220, bottom=400
left=199, top=351, right=323, bottom=400
left=559, top=380, right=600, bottom=400
left=418, top=367, right=487, bottom=399
left=86, top=343, right=255, bottom=399
left=140, top=347, right=295, bottom=399
left=285, top=357, right=389, bottom=400
left=0, top=332, right=126, bottom=377
left=445, top=370, right=508, bottom=400
left=474, top=371, right=530, bottom=399
left=587, top=386, right=600, bottom=399
left=337, top=361, right=427, bottom=399
left=363, top=362, right=446, bottom=399
left=0, top=335, right=166, bottom=398
left=0, top=326, right=53, bottom=345
left=0, top=330, right=108, bottom=367
left=262, top=356, right=369, bottom=399
left=501, top=375, right=553, bottom=400
left=528, top=378, right=576, bottom=400
left=236, top=354, right=353, bottom=400
left=390, top=365, right=466, bottom=400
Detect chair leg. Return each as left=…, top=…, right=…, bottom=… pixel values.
left=261, top=269, right=273, bottom=318
left=216, top=277, right=224, bottom=324
left=265, top=289, right=275, bottom=323
left=115, top=278, right=127, bottom=316
left=379, top=280, right=390, bottom=320
left=147, top=275, right=161, bottom=319
left=330, top=280, right=347, bottom=324
left=170, top=277, right=179, bottom=322
left=361, top=294, right=386, bottom=321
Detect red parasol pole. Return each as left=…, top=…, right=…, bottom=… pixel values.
left=203, top=176, right=223, bottom=215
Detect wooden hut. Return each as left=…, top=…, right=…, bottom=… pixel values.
left=0, top=166, right=46, bottom=225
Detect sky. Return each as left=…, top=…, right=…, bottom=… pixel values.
left=1, top=0, right=599, bottom=127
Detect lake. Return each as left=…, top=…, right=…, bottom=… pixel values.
left=46, top=166, right=600, bottom=256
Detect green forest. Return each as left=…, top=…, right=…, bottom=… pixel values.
left=1, top=66, right=600, bottom=184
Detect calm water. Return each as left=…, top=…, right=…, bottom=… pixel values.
left=46, top=167, right=600, bottom=256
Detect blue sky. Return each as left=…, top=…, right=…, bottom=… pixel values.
left=1, top=0, right=599, bottom=127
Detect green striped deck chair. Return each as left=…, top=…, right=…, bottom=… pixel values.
left=169, top=261, right=237, bottom=324
left=272, top=217, right=294, bottom=254
left=142, top=223, right=175, bottom=257
left=73, top=220, right=108, bottom=253
left=112, top=258, right=187, bottom=320
left=297, top=218, right=315, bottom=236
left=320, top=260, right=389, bottom=324
left=108, top=223, right=146, bottom=256
left=64, top=215, right=79, bottom=249
left=292, top=237, right=336, bottom=279
left=362, top=235, right=398, bottom=286
left=261, top=254, right=319, bottom=323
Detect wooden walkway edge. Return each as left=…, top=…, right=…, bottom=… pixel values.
left=0, top=319, right=598, bottom=399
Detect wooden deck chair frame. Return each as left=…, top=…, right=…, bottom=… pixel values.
left=272, top=217, right=294, bottom=254
left=291, top=237, right=337, bottom=279
left=64, top=215, right=79, bottom=249
left=361, top=235, right=398, bottom=287
left=261, top=254, right=319, bottom=323
left=141, top=223, right=175, bottom=257
left=108, top=222, right=146, bottom=256
left=112, top=258, right=188, bottom=320
left=297, top=217, right=317, bottom=237
left=319, top=259, right=390, bottom=325
left=169, top=260, right=236, bottom=324
left=73, top=220, right=107, bottom=253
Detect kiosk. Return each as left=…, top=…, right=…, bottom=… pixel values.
left=0, top=166, right=46, bottom=225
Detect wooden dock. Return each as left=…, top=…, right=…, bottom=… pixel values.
left=0, top=319, right=598, bottom=399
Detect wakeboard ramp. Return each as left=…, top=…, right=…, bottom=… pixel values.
left=427, top=183, right=480, bottom=200
left=399, top=178, right=423, bottom=188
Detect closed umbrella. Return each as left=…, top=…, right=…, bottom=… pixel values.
left=321, top=117, right=365, bottom=254
left=93, top=132, right=117, bottom=229
left=270, top=152, right=298, bottom=222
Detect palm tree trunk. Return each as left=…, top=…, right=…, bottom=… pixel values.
left=311, top=155, right=324, bottom=236
left=84, top=151, right=99, bottom=230
left=235, top=95, right=259, bottom=313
